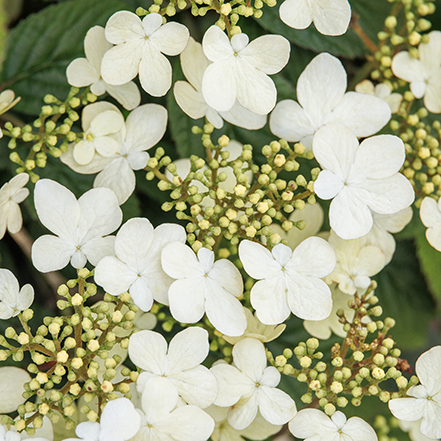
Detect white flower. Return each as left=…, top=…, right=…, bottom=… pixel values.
left=238, top=237, right=336, bottom=324
left=211, top=338, right=297, bottom=430
left=61, top=102, right=168, bottom=204
left=64, top=398, right=140, bottom=441
left=129, top=327, right=218, bottom=408
left=0, top=367, right=31, bottom=413
left=398, top=420, right=434, bottom=441
left=420, top=196, right=441, bottom=251
left=161, top=243, right=247, bottom=336
left=313, top=123, right=415, bottom=240
left=355, top=79, right=402, bottom=114
left=206, top=405, right=282, bottom=441
left=101, top=12, right=189, bottom=96
left=201, top=26, right=290, bottom=115
left=66, top=26, right=140, bottom=110
left=95, top=217, right=186, bottom=310
left=289, top=409, right=378, bottom=441
left=0, top=174, right=29, bottom=240
left=131, top=376, right=215, bottom=441
left=174, top=37, right=267, bottom=130
left=0, top=270, right=34, bottom=320
left=389, top=345, right=441, bottom=439
left=73, top=103, right=124, bottom=165
left=279, top=0, right=351, bottom=36
left=31, top=179, right=122, bottom=272
left=391, top=31, right=441, bottom=113
left=269, top=53, right=391, bottom=150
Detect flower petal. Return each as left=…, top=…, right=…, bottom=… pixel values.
left=128, top=329, right=167, bottom=374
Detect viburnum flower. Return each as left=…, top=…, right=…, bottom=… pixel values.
left=201, top=26, right=290, bottom=115
left=31, top=179, right=122, bottom=272
left=66, top=26, right=140, bottom=110
left=206, top=405, right=282, bottom=441
left=0, top=269, right=34, bottom=320
left=391, top=31, right=441, bottom=113
left=131, top=376, right=215, bottom=441
left=174, top=37, right=266, bottom=130
left=289, top=409, right=377, bottom=441
left=238, top=237, right=336, bottom=324
left=269, top=53, right=391, bottom=150
left=95, top=218, right=185, bottom=310
left=0, top=173, right=29, bottom=240
left=326, top=230, right=385, bottom=295
left=101, top=11, right=189, bottom=96
left=161, top=243, right=247, bottom=336
left=129, top=327, right=218, bottom=408
left=72, top=102, right=124, bottom=165
left=313, top=123, right=415, bottom=240
left=389, top=345, right=441, bottom=439
left=420, top=196, right=441, bottom=251
left=355, top=79, right=402, bottom=114
left=64, top=398, right=140, bottom=441
left=0, top=367, right=31, bottom=413
left=279, top=0, right=351, bottom=36
left=61, top=102, right=168, bottom=204
left=210, top=338, right=297, bottom=430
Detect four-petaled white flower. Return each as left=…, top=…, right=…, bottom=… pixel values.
left=101, top=12, right=189, bottom=96
left=289, top=409, right=378, bottom=441
left=95, top=218, right=185, bottom=310
left=313, top=123, right=415, bottom=240
left=129, top=327, right=218, bottom=408
left=0, top=174, right=29, bottom=240
left=355, top=79, right=402, bottom=114
left=210, top=338, right=297, bottom=430
left=392, top=31, right=441, bottom=113
left=0, top=367, right=31, bottom=413
left=279, top=0, right=351, bottom=36
left=161, top=243, right=247, bottom=336
left=31, top=179, right=122, bottom=272
left=238, top=237, right=336, bottom=324
left=270, top=53, right=391, bottom=150
left=64, top=398, right=141, bottom=441
left=389, top=345, right=441, bottom=439
left=0, top=269, right=34, bottom=320
left=201, top=26, right=290, bottom=115
left=131, top=376, right=215, bottom=441
left=66, top=26, right=140, bottom=110
left=174, top=37, right=267, bottom=130
left=420, top=196, right=441, bottom=251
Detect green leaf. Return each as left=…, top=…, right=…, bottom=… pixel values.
left=1, top=0, right=128, bottom=115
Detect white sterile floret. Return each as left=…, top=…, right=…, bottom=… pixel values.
left=391, top=31, right=441, bottom=113
left=326, top=230, right=385, bottom=295
left=0, top=367, right=31, bottom=413
left=355, top=79, right=402, bottom=114
left=389, top=346, right=441, bottom=439
left=101, top=11, right=189, bottom=97
left=289, top=409, right=378, bottom=441
left=132, top=376, right=215, bottom=441
left=66, top=26, right=140, bottom=110
left=73, top=103, right=124, bottom=165
left=420, top=196, right=441, bottom=251
left=129, top=327, right=218, bottom=408
left=0, top=270, right=34, bottom=320
left=238, top=238, right=336, bottom=324
left=95, top=218, right=185, bottom=310
left=201, top=26, right=290, bottom=115
left=0, top=174, right=30, bottom=240
left=64, top=398, right=140, bottom=441
left=211, top=338, right=297, bottom=430
left=270, top=53, right=391, bottom=150
left=206, top=405, right=282, bottom=441
left=61, top=102, right=168, bottom=204
left=161, top=243, right=247, bottom=336
left=279, top=0, right=351, bottom=36
left=313, top=123, right=415, bottom=240
left=31, top=179, right=122, bottom=272
left=174, top=37, right=267, bottom=130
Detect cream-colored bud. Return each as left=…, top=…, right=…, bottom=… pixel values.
left=372, top=367, right=385, bottom=380
left=36, top=372, right=48, bottom=384
left=101, top=380, right=114, bottom=393
left=396, top=376, right=408, bottom=389
left=71, top=293, right=83, bottom=306
left=48, top=323, right=60, bottom=335
left=17, top=332, right=29, bottom=345
left=299, top=356, right=312, bottom=369
left=112, top=311, right=123, bottom=323
left=324, top=403, right=336, bottom=416
left=274, top=154, right=286, bottom=167
left=71, top=358, right=83, bottom=369
left=57, top=350, right=69, bottom=363
left=70, top=383, right=81, bottom=396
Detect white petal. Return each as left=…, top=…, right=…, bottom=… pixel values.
left=31, top=235, right=75, bottom=272
left=314, top=170, right=344, bottom=200
left=168, top=278, right=206, bottom=323
left=181, top=37, right=210, bottom=92
left=76, top=422, right=100, bottom=441
left=421, top=197, right=441, bottom=228
left=389, top=397, right=426, bottom=421
left=128, top=330, right=167, bottom=374
left=74, top=140, right=96, bottom=165
left=85, top=26, right=111, bottom=72
left=100, top=398, right=141, bottom=441
left=415, top=346, right=441, bottom=396
left=391, top=52, right=426, bottom=84
left=233, top=338, right=267, bottom=382
left=142, top=377, right=178, bottom=422
left=16, top=284, right=34, bottom=311
left=228, top=392, right=259, bottom=430
left=174, top=81, right=208, bottom=120
left=66, top=58, right=98, bottom=88
left=257, top=386, right=296, bottom=425
left=105, top=11, right=145, bottom=44
left=312, top=0, right=351, bottom=36
left=279, top=0, right=312, bottom=30
left=129, top=277, right=154, bottom=312
left=149, top=21, right=189, bottom=56
left=220, top=101, right=267, bottom=130
left=202, top=25, right=234, bottom=61
left=239, top=240, right=281, bottom=279
left=105, top=81, right=141, bottom=111
left=162, top=242, right=203, bottom=279
left=139, top=44, right=172, bottom=96
left=288, top=408, right=336, bottom=438
left=0, top=367, right=30, bottom=413
left=94, top=256, right=137, bottom=296
left=81, top=236, right=116, bottom=266
left=202, top=60, right=236, bottom=112
left=141, top=13, right=162, bottom=36
left=342, top=416, right=378, bottom=441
